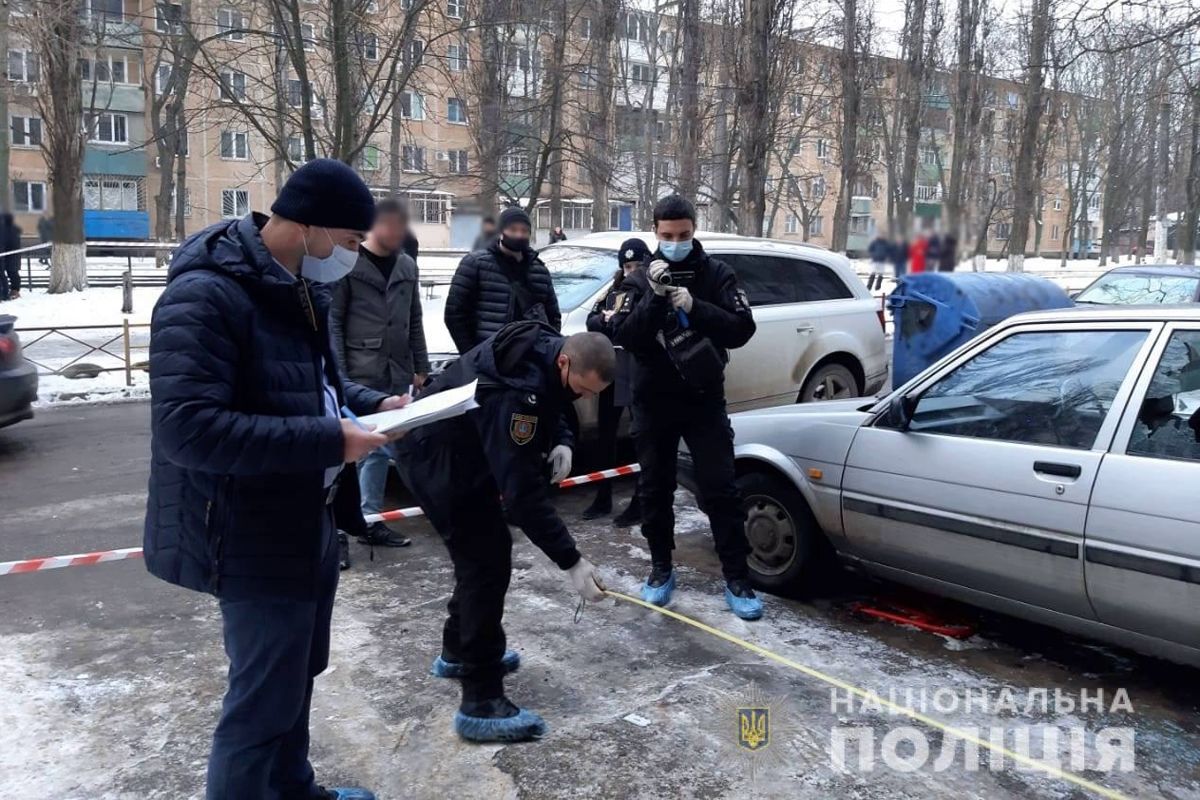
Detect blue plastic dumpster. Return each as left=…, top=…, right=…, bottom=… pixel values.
left=889, top=272, right=1073, bottom=387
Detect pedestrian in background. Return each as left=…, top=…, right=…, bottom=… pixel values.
left=37, top=215, right=51, bottom=265
left=909, top=230, right=928, bottom=274
left=445, top=206, right=561, bottom=355
left=472, top=215, right=497, bottom=251
left=144, top=159, right=406, bottom=800
left=867, top=233, right=889, bottom=291
left=927, top=230, right=944, bottom=274
left=331, top=198, right=430, bottom=555
left=891, top=236, right=909, bottom=279
left=610, top=195, right=763, bottom=620
left=581, top=237, right=649, bottom=524
left=549, top=225, right=567, bottom=243
left=1, top=213, right=23, bottom=300
left=940, top=233, right=958, bottom=271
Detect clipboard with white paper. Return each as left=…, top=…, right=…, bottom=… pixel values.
left=356, top=380, right=479, bottom=435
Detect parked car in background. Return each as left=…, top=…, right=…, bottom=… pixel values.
left=684, top=306, right=1200, bottom=666
left=0, top=315, right=37, bottom=428
left=1074, top=264, right=1200, bottom=305
left=536, top=232, right=888, bottom=432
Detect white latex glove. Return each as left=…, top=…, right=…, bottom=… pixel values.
left=670, top=286, right=694, bottom=313
left=649, top=259, right=671, bottom=296
left=547, top=444, right=573, bottom=483
left=568, top=557, right=606, bottom=602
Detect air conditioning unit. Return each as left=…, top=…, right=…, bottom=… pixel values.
left=436, top=151, right=449, bottom=161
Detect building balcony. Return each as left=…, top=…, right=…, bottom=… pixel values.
left=851, top=196, right=872, bottom=215
left=91, top=17, right=143, bottom=48
left=83, top=209, right=149, bottom=240
left=84, top=147, right=147, bottom=176
left=87, top=83, right=145, bottom=114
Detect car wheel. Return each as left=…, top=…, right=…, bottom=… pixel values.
left=738, top=471, right=828, bottom=596
left=800, top=363, right=859, bottom=402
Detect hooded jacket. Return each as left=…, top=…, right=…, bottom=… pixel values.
left=143, top=213, right=387, bottom=601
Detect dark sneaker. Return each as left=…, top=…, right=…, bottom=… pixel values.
left=612, top=497, right=642, bottom=528
left=454, top=696, right=548, bottom=742
left=640, top=561, right=675, bottom=606
left=356, top=521, right=411, bottom=548
left=580, top=491, right=612, bottom=520
left=724, top=578, right=764, bottom=620
left=337, top=531, right=351, bottom=571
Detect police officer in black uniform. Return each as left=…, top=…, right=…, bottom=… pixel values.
left=398, top=321, right=613, bottom=742
left=610, top=195, right=763, bottom=620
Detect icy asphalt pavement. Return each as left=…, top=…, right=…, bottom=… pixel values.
left=1, top=403, right=1198, bottom=799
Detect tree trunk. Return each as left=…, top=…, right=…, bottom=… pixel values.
left=0, top=1, right=10, bottom=215
left=896, top=0, right=929, bottom=237
left=1006, top=0, right=1051, bottom=272
left=831, top=0, right=860, bottom=252
left=1180, top=83, right=1200, bottom=265
left=1153, top=99, right=1170, bottom=260
left=736, top=0, right=771, bottom=236
left=588, top=0, right=618, bottom=231
left=947, top=0, right=983, bottom=243
left=676, top=0, right=701, bottom=199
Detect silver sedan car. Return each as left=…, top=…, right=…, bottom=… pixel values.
left=681, top=306, right=1200, bottom=666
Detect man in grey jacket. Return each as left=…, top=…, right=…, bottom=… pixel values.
left=331, top=198, right=430, bottom=552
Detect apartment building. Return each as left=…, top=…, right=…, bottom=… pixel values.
left=5, top=0, right=1096, bottom=256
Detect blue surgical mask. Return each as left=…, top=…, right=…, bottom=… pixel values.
left=658, top=239, right=693, bottom=263
left=301, top=228, right=358, bottom=283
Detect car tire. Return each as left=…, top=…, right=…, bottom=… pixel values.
left=799, top=363, right=859, bottom=402
left=738, top=471, right=830, bottom=597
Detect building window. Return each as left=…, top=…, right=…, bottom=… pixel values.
left=816, top=139, right=830, bottom=160
left=921, top=147, right=939, bottom=166
left=220, top=130, right=249, bottom=160
left=11, top=115, right=42, bottom=147
left=399, top=91, right=424, bottom=120
left=408, top=191, right=446, bottom=224
left=630, top=63, right=655, bottom=85
left=80, top=55, right=141, bottom=85
left=217, top=7, right=246, bottom=40
left=500, top=150, right=528, bottom=174
left=578, top=68, right=597, bottom=90
left=359, top=145, right=381, bottom=172
left=406, top=39, right=424, bottom=68
left=790, top=94, right=803, bottom=116
left=402, top=145, right=425, bottom=172
left=447, top=97, right=466, bottom=124
left=155, top=1, right=182, bottom=32
left=653, top=159, right=671, bottom=183
left=287, top=79, right=315, bottom=109
left=785, top=213, right=798, bottom=235
left=84, top=0, right=124, bottom=23
left=357, top=32, right=378, bottom=60
left=222, top=188, right=250, bottom=218
left=448, top=42, right=467, bottom=72
left=1051, top=224, right=1060, bottom=240
left=849, top=215, right=874, bottom=235
left=84, top=177, right=140, bottom=211
left=994, top=222, right=1010, bottom=240
left=810, top=215, right=823, bottom=236
left=811, top=176, right=826, bottom=196
left=89, top=112, right=128, bottom=144
left=447, top=149, right=469, bottom=174
left=7, top=49, right=37, bottom=83
left=287, top=135, right=304, bottom=163
left=1088, top=193, right=1100, bottom=210
left=169, top=185, right=192, bottom=217
left=580, top=16, right=591, bottom=38
left=1053, top=196, right=1062, bottom=210
left=447, top=0, right=463, bottom=19
left=154, top=65, right=173, bottom=95
left=619, top=11, right=651, bottom=43
left=916, top=184, right=942, bottom=201
left=1006, top=91, right=1019, bottom=109
left=12, top=180, right=45, bottom=213
left=219, top=69, right=247, bottom=101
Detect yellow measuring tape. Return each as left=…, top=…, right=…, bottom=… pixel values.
left=605, top=590, right=1130, bottom=800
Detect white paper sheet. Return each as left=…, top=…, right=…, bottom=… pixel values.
left=355, top=380, right=479, bottom=435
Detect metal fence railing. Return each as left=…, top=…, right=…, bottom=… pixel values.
left=18, top=320, right=150, bottom=387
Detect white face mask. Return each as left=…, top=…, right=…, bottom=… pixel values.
left=300, top=228, right=357, bottom=283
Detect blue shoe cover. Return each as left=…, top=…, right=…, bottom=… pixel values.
left=454, top=707, right=548, bottom=742
left=327, top=789, right=376, bottom=800
left=640, top=569, right=676, bottom=607
left=725, top=587, right=764, bottom=620
left=431, top=650, right=520, bottom=678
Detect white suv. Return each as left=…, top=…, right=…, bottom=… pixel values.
left=542, top=231, right=888, bottom=428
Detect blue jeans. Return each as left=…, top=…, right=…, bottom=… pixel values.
left=358, top=446, right=394, bottom=516
left=206, top=515, right=339, bottom=800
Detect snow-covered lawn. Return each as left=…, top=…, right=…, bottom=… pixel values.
left=0, top=252, right=1172, bottom=406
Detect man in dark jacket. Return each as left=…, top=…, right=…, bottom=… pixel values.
left=398, top=321, right=610, bottom=742
left=144, top=159, right=406, bottom=800
left=471, top=215, right=496, bottom=251
left=0, top=214, right=22, bottom=300
left=610, top=195, right=762, bottom=620
left=331, top=198, right=429, bottom=551
left=444, top=206, right=561, bottom=355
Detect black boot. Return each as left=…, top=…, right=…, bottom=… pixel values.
left=337, top=531, right=352, bottom=571
left=581, top=483, right=613, bottom=520
left=612, top=495, right=642, bottom=527
left=356, top=521, right=412, bottom=547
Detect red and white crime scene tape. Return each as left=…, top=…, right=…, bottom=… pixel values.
left=0, top=464, right=642, bottom=576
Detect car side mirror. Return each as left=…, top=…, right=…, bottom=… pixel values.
left=883, top=393, right=918, bottom=430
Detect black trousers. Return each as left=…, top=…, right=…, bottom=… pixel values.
left=206, top=512, right=338, bottom=800
left=400, top=429, right=513, bottom=704
left=593, top=383, right=637, bottom=499
left=633, top=396, right=750, bottom=582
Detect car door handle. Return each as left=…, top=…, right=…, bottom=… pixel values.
left=796, top=324, right=815, bottom=334
left=1033, top=461, right=1082, bottom=479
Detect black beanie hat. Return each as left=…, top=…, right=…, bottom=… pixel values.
left=498, top=205, right=532, bottom=231
left=271, top=158, right=376, bottom=232
left=618, top=237, right=651, bottom=265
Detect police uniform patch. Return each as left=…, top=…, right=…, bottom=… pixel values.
left=510, top=413, right=538, bottom=445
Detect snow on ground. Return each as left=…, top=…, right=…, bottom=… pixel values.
left=0, top=253, right=1169, bottom=406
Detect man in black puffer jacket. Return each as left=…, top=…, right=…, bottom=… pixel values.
left=444, top=206, right=561, bottom=354
left=144, top=159, right=405, bottom=800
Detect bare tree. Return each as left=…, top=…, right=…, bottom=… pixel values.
left=1006, top=0, right=1053, bottom=271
